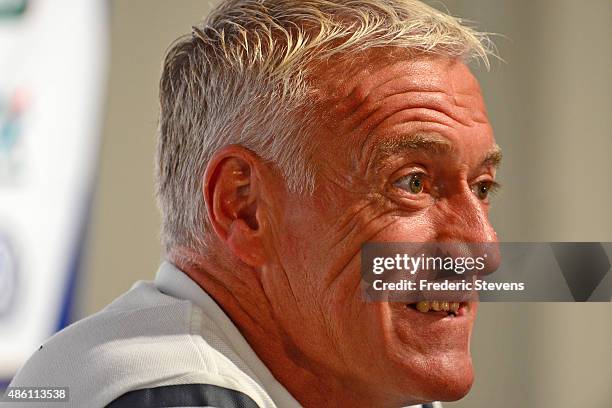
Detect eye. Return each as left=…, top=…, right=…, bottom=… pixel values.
left=394, top=173, right=426, bottom=194
left=472, top=180, right=499, bottom=200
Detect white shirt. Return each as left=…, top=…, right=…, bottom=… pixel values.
left=6, top=262, right=439, bottom=408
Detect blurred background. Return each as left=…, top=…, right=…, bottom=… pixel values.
left=0, top=0, right=611, bottom=407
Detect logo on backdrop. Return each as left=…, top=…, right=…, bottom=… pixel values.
left=0, top=87, right=28, bottom=186
left=0, top=0, right=27, bottom=19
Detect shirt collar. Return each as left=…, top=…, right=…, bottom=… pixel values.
left=153, top=261, right=301, bottom=407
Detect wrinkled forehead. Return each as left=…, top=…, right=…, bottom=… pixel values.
left=312, top=49, right=487, bottom=120
left=307, top=50, right=493, bottom=168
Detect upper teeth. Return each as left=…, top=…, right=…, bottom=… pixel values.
left=415, top=301, right=460, bottom=313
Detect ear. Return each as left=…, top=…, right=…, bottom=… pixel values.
left=203, top=145, right=266, bottom=267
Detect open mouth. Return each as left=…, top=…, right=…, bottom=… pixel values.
left=406, top=301, right=468, bottom=317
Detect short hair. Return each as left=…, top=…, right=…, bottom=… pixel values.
left=155, top=0, right=493, bottom=253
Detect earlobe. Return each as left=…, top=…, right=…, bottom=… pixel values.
left=204, top=147, right=267, bottom=267
left=226, top=219, right=266, bottom=266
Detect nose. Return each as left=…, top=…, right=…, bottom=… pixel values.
left=434, top=189, right=500, bottom=278
left=436, top=188, right=497, bottom=244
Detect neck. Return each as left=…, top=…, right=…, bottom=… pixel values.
left=170, top=248, right=387, bottom=407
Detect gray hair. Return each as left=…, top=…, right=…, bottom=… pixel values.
left=155, top=0, right=493, bottom=254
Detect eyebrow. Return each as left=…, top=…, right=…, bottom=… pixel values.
left=481, top=145, right=503, bottom=169
left=368, top=132, right=503, bottom=171
left=369, top=132, right=453, bottom=169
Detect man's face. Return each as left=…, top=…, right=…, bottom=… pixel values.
left=261, top=53, right=499, bottom=405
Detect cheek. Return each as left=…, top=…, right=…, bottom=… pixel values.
left=371, top=211, right=437, bottom=242
left=270, top=197, right=328, bottom=262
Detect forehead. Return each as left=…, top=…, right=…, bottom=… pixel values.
left=317, top=49, right=485, bottom=108
left=309, top=50, right=494, bottom=169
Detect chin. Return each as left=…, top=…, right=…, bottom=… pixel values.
left=386, top=347, right=475, bottom=404
left=430, top=359, right=475, bottom=402
left=370, top=302, right=478, bottom=404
